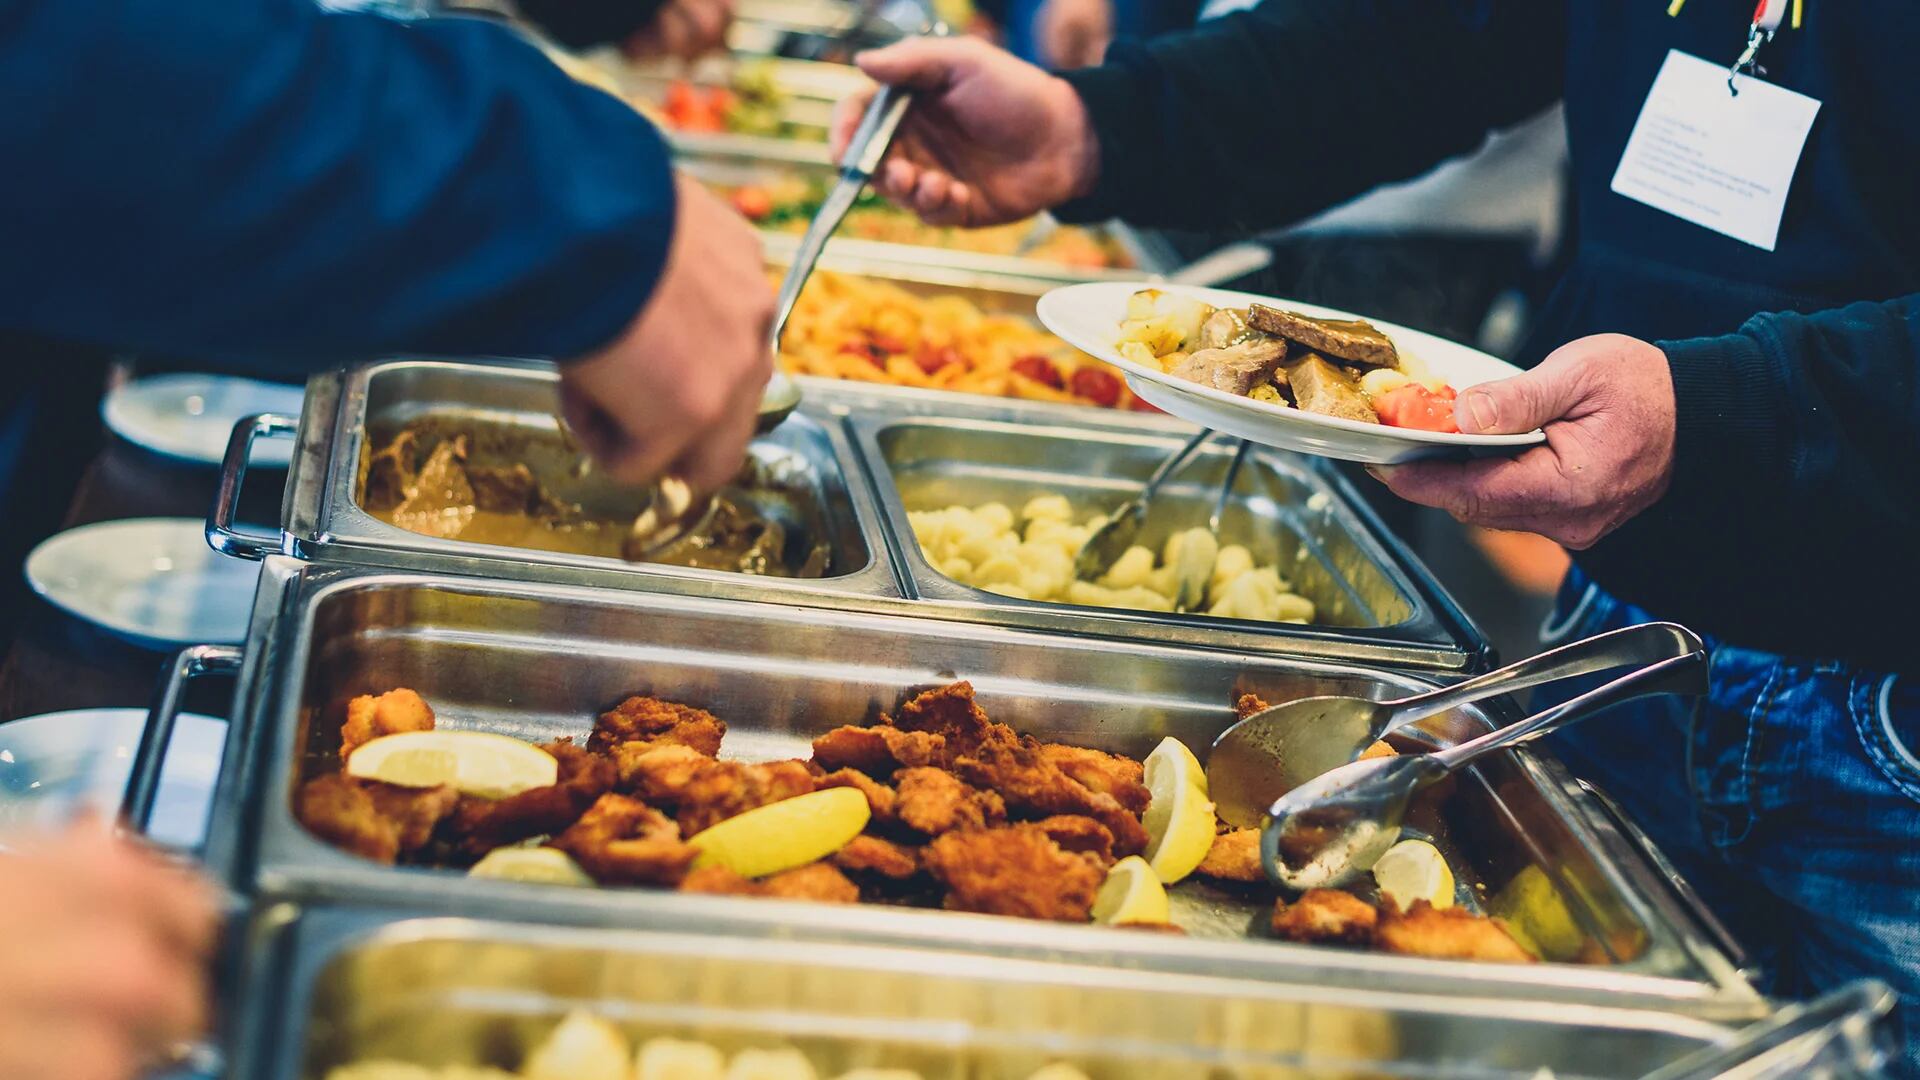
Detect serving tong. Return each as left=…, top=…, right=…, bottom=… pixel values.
left=1072, top=433, right=1251, bottom=613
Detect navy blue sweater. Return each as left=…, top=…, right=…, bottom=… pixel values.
left=1063, top=0, right=1920, bottom=671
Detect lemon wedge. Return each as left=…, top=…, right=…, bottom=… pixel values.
left=1488, top=864, right=1582, bottom=961
left=1091, top=854, right=1170, bottom=925
left=468, top=847, right=595, bottom=887
left=345, top=730, right=557, bottom=799
left=687, top=787, right=870, bottom=879
left=1141, top=736, right=1216, bottom=884
left=1371, top=839, right=1456, bottom=911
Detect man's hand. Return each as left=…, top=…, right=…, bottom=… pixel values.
left=621, top=0, right=734, bottom=60
left=0, top=822, right=219, bottom=1080
left=1035, top=0, right=1113, bottom=70
left=1373, top=334, right=1678, bottom=550
left=560, top=174, right=772, bottom=492
left=831, top=37, right=1100, bottom=227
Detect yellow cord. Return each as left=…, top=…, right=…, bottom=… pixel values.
left=1667, top=0, right=1687, bottom=14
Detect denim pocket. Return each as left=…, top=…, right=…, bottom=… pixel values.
left=1852, top=675, right=1920, bottom=804
left=1539, top=571, right=1617, bottom=647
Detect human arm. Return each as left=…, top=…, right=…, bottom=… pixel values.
left=515, top=0, right=734, bottom=59
left=834, top=0, right=1565, bottom=231
left=1375, top=296, right=1920, bottom=553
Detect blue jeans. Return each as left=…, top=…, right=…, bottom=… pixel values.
left=1541, top=569, right=1920, bottom=1075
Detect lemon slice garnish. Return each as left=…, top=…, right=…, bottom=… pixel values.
left=687, top=787, right=870, bottom=879
left=344, top=730, right=557, bottom=800
left=1141, top=736, right=1217, bottom=884
left=1091, top=854, right=1170, bottom=925
left=1372, top=838, right=1456, bottom=911
left=467, top=847, right=595, bottom=887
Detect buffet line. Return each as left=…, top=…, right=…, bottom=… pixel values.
left=130, top=12, right=1900, bottom=1078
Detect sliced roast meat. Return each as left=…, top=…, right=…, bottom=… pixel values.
left=1284, top=352, right=1378, bottom=424
left=1248, top=305, right=1399, bottom=369
left=1170, top=337, right=1288, bottom=396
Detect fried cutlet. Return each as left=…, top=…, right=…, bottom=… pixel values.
left=1038, top=744, right=1150, bottom=816
left=1195, top=828, right=1264, bottom=883
left=615, top=743, right=709, bottom=803
left=832, top=835, right=921, bottom=880
left=448, top=738, right=615, bottom=858
left=295, top=773, right=457, bottom=864
left=1375, top=900, right=1536, bottom=964
left=891, top=682, right=1005, bottom=757
left=673, top=759, right=817, bottom=835
left=589, top=696, right=726, bottom=757
left=924, top=825, right=1105, bottom=922
left=893, top=767, right=1006, bottom=836
left=810, top=724, right=946, bottom=776
left=1271, top=889, right=1378, bottom=947
left=815, top=768, right=898, bottom=821
left=680, top=861, right=861, bottom=904
left=952, top=735, right=1150, bottom=857
left=549, top=793, right=698, bottom=886
left=1029, top=815, right=1117, bottom=867
left=340, top=688, right=435, bottom=760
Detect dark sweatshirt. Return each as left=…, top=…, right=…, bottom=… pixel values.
left=1061, top=0, right=1920, bottom=672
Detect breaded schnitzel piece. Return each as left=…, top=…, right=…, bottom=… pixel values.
left=952, top=735, right=1150, bottom=857
left=1195, top=828, right=1264, bottom=883
left=550, top=794, right=697, bottom=886
left=832, top=835, right=921, bottom=880
left=674, top=759, right=817, bottom=835
left=891, top=682, right=1005, bottom=757
left=924, top=826, right=1105, bottom=922
left=680, top=862, right=861, bottom=903
left=449, top=738, right=614, bottom=858
left=295, top=773, right=457, bottom=864
left=815, top=768, right=897, bottom=821
left=1029, top=815, right=1117, bottom=866
left=340, top=688, right=435, bottom=760
left=893, top=767, right=1005, bottom=836
left=810, top=724, right=946, bottom=776
left=589, top=696, right=726, bottom=757
left=616, top=743, right=709, bottom=804
left=1375, top=900, right=1536, bottom=963
left=1271, top=889, right=1378, bottom=946
left=1039, top=745, right=1150, bottom=816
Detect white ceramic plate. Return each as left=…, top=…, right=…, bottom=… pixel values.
left=102, top=373, right=304, bottom=467
left=0, top=708, right=225, bottom=850
left=25, top=518, right=261, bottom=648
left=1037, top=281, right=1546, bottom=464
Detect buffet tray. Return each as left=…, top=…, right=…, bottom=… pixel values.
left=196, top=559, right=1758, bottom=1014
left=223, top=902, right=1748, bottom=1080
left=221, top=357, right=1488, bottom=670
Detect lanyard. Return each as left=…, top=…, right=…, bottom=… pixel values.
left=1666, top=0, right=1805, bottom=94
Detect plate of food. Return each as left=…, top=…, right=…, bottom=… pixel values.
left=1036, top=282, right=1545, bottom=464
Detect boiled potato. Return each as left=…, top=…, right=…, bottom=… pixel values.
left=523, top=1011, right=631, bottom=1080
left=636, top=1038, right=727, bottom=1080
left=725, top=1048, right=817, bottom=1080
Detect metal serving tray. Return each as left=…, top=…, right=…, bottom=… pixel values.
left=193, top=559, right=1757, bottom=1015
left=214, top=358, right=901, bottom=602
left=846, top=406, right=1491, bottom=671
left=225, top=904, right=1750, bottom=1080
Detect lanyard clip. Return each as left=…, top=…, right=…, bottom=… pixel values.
left=1728, top=22, right=1772, bottom=95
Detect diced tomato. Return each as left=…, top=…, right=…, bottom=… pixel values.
left=1127, top=394, right=1164, bottom=414
left=730, top=186, right=773, bottom=221
left=915, top=345, right=962, bottom=374
left=869, top=333, right=909, bottom=355
left=708, top=88, right=736, bottom=113
left=1068, top=366, right=1122, bottom=408
left=1011, top=354, right=1064, bottom=389
left=1372, top=384, right=1460, bottom=433
left=664, top=80, right=698, bottom=114
left=838, top=339, right=885, bottom=368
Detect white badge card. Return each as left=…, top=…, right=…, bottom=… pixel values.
left=1610, top=50, right=1822, bottom=251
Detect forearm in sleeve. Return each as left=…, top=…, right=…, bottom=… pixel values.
left=1056, top=0, right=1567, bottom=231
left=0, top=0, right=677, bottom=373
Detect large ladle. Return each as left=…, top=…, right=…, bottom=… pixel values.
left=1208, top=621, right=1706, bottom=829
left=1255, top=627, right=1708, bottom=891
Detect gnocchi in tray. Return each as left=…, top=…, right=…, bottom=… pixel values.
left=907, top=495, right=1316, bottom=624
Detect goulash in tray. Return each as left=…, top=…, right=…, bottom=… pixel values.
left=1117, top=290, right=1462, bottom=432
left=297, top=681, right=1539, bottom=963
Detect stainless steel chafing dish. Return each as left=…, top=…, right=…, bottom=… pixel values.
left=169, top=559, right=1756, bottom=1016
left=222, top=903, right=1754, bottom=1080
left=212, top=357, right=1488, bottom=669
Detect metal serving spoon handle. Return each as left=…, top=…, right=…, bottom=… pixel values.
left=1072, top=428, right=1214, bottom=583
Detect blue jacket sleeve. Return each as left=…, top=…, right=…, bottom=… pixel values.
left=0, top=0, right=677, bottom=372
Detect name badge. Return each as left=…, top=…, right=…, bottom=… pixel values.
left=1610, top=49, right=1822, bottom=251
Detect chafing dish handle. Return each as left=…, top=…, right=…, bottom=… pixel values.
left=1639, top=978, right=1898, bottom=1079
left=1573, top=775, right=1754, bottom=976
left=208, top=412, right=300, bottom=561
left=122, top=644, right=245, bottom=836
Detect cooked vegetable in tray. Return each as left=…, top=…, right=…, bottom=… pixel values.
left=777, top=271, right=1154, bottom=410
left=1118, top=290, right=1462, bottom=432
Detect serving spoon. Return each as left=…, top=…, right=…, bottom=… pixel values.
left=1259, top=639, right=1709, bottom=890
left=1207, top=621, right=1706, bottom=828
